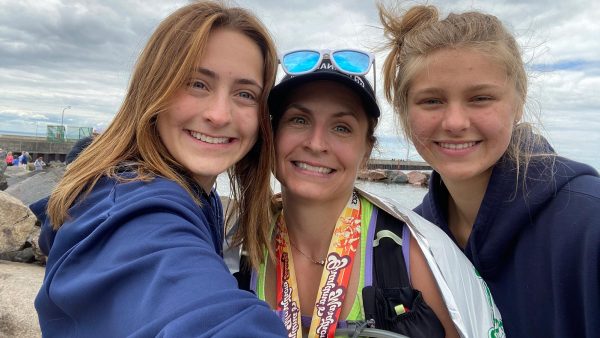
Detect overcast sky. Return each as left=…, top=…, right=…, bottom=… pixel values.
left=1, top=0, right=598, bottom=169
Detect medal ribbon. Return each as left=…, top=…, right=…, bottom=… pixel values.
left=275, top=192, right=361, bottom=338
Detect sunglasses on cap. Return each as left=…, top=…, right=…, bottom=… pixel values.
left=280, top=49, right=376, bottom=92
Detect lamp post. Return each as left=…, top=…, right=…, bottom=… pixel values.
left=60, top=105, right=71, bottom=127
left=60, top=105, right=71, bottom=141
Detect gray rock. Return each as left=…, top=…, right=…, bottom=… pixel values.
left=0, top=156, right=7, bottom=191
left=2, top=165, right=39, bottom=188
left=0, top=260, right=44, bottom=338
left=27, top=227, right=45, bottom=265
left=0, top=191, right=37, bottom=254
left=391, top=172, right=409, bottom=184
left=0, top=247, right=35, bottom=263
left=5, top=167, right=65, bottom=206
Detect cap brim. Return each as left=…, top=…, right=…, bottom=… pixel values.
left=268, top=70, right=380, bottom=119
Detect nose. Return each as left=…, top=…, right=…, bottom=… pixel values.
left=304, top=125, right=328, bottom=153
left=441, top=103, right=470, bottom=133
left=203, top=93, right=232, bottom=127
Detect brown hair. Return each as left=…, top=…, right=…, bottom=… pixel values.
left=47, top=0, right=277, bottom=269
left=378, top=3, right=551, bottom=185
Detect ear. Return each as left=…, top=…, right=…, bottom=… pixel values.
left=514, top=102, right=524, bottom=124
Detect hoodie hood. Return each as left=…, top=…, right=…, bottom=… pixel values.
left=418, top=134, right=599, bottom=279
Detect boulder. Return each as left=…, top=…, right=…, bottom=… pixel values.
left=357, top=169, right=370, bottom=180
left=5, top=167, right=65, bottom=206
left=0, top=191, right=37, bottom=254
left=388, top=171, right=408, bottom=184
left=3, top=165, right=38, bottom=188
left=0, top=160, right=7, bottom=191
left=28, top=226, right=45, bottom=265
left=407, top=171, right=430, bottom=186
left=0, top=260, right=44, bottom=338
left=358, top=169, right=388, bottom=181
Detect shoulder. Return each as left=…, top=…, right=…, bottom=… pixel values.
left=71, top=176, right=208, bottom=229
left=54, top=176, right=220, bottom=257
left=561, top=174, right=600, bottom=199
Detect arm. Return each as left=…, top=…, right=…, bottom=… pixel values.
left=36, top=179, right=286, bottom=337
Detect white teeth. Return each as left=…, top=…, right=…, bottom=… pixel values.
left=190, top=131, right=230, bottom=144
left=295, top=162, right=333, bottom=174
left=439, top=142, right=477, bottom=150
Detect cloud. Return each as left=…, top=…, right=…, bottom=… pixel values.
left=0, top=0, right=598, bottom=169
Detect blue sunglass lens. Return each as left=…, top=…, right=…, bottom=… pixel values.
left=282, top=51, right=320, bottom=74
left=332, top=51, right=370, bottom=74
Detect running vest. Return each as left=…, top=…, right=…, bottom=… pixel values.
left=234, top=203, right=445, bottom=338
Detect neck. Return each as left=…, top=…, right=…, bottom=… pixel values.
left=442, top=170, right=491, bottom=248
left=281, top=189, right=352, bottom=258
left=193, top=174, right=216, bottom=195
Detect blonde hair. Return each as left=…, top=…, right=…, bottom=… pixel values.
left=47, top=0, right=278, bottom=269
left=378, top=3, right=552, bottom=188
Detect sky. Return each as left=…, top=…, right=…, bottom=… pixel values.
left=1, top=0, right=599, bottom=169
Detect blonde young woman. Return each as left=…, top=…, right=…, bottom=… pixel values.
left=34, top=2, right=286, bottom=336
left=379, top=4, right=600, bottom=338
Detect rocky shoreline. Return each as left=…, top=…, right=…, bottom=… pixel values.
left=357, top=168, right=430, bottom=186
left=0, top=164, right=60, bottom=338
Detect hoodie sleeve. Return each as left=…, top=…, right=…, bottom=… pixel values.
left=29, top=196, right=55, bottom=256
left=35, top=178, right=286, bottom=337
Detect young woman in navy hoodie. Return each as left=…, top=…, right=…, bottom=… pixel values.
left=34, top=2, right=286, bottom=337
left=379, top=4, right=600, bottom=338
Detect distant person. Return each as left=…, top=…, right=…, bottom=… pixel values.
left=34, top=1, right=286, bottom=337
left=19, top=151, right=31, bottom=169
left=236, top=50, right=502, bottom=337
left=5, top=151, right=14, bottom=166
left=379, top=4, right=600, bottom=337
left=34, top=157, right=46, bottom=171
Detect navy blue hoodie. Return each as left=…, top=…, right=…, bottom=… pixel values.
left=416, top=139, right=600, bottom=337
left=34, top=175, right=286, bottom=337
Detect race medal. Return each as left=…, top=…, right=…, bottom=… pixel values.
left=275, top=192, right=361, bottom=338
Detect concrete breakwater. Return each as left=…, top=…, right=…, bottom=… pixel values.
left=0, top=134, right=78, bottom=163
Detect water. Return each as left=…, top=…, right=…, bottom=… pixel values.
left=215, top=173, right=428, bottom=210
left=354, top=180, right=428, bottom=209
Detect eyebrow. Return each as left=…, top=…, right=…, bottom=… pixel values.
left=285, top=103, right=361, bottom=119
left=194, top=67, right=263, bottom=91
left=411, top=83, right=502, bottom=95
